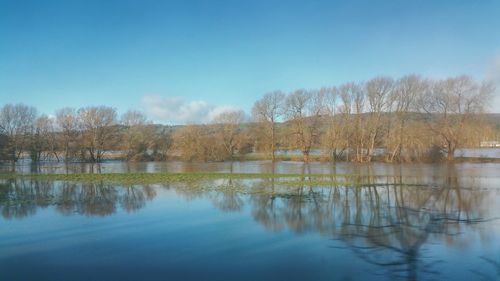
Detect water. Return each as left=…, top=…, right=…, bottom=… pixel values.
left=275, top=148, right=500, bottom=158
left=1, top=162, right=499, bottom=281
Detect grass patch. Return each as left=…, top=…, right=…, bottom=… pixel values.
left=0, top=172, right=386, bottom=186
left=0, top=172, right=432, bottom=188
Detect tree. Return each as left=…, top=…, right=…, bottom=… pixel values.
left=252, top=91, right=285, bottom=161
left=0, top=103, right=37, bottom=161
left=55, top=107, right=79, bottom=161
left=365, top=77, right=394, bottom=161
left=150, top=126, right=173, bottom=161
left=212, top=110, right=246, bottom=159
left=337, top=82, right=366, bottom=162
left=77, top=106, right=118, bottom=162
left=417, top=76, right=494, bottom=161
left=30, top=114, right=59, bottom=162
left=0, top=133, right=9, bottom=160
left=120, top=110, right=153, bottom=161
left=320, top=86, right=344, bottom=161
left=385, top=75, right=427, bottom=162
left=173, top=124, right=217, bottom=161
left=284, top=89, right=325, bottom=162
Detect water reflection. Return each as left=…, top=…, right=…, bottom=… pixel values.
left=473, top=256, right=500, bottom=281
left=0, top=166, right=496, bottom=222
left=0, top=180, right=156, bottom=218
left=3, top=160, right=499, bottom=180
left=245, top=166, right=496, bottom=281
left=0, top=166, right=498, bottom=281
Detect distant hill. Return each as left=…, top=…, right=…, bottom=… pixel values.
left=484, top=113, right=500, bottom=129
left=149, top=113, right=500, bottom=131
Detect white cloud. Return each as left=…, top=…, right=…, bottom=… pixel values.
left=141, top=95, right=241, bottom=124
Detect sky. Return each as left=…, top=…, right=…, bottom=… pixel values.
left=1, top=0, right=500, bottom=124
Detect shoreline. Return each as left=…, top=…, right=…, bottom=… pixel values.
left=2, top=155, right=500, bottom=165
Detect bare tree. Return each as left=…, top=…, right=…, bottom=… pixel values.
left=30, top=115, right=59, bottom=162
left=365, top=77, right=394, bottom=161
left=320, top=86, right=344, bottom=161
left=417, top=76, right=494, bottom=161
left=77, top=106, right=118, bottom=162
left=385, top=75, right=427, bottom=162
left=284, top=89, right=325, bottom=162
left=252, top=91, right=285, bottom=161
left=0, top=103, right=37, bottom=161
left=172, top=124, right=222, bottom=161
left=212, top=110, right=246, bottom=159
left=120, top=110, right=153, bottom=161
left=55, top=107, right=79, bottom=161
left=337, top=82, right=366, bottom=162
left=150, top=126, right=172, bottom=161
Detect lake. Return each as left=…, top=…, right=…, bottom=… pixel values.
left=1, top=161, right=499, bottom=281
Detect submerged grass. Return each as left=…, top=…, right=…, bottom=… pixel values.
left=0, top=172, right=339, bottom=184
left=3, top=172, right=344, bottom=184
left=0, top=171, right=424, bottom=188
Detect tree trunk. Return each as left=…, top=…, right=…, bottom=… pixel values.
left=271, top=124, right=276, bottom=162
left=303, top=151, right=310, bottom=162
left=447, top=148, right=455, bottom=162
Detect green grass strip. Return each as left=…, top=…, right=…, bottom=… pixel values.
left=0, top=172, right=429, bottom=188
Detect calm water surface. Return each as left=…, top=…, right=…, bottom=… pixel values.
left=1, top=161, right=499, bottom=281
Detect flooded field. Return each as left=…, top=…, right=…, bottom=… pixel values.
left=1, top=161, right=499, bottom=281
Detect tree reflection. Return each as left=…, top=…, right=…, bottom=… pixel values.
left=207, top=163, right=245, bottom=212
left=121, top=184, right=156, bottom=213
left=244, top=164, right=493, bottom=281
left=0, top=165, right=496, bottom=280
left=0, top=179, right=156, bottom=218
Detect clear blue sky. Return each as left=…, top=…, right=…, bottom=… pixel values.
left=1, top=0, right=499, bottom=123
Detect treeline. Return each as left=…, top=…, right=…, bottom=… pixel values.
left=0, top=74, right=496, bottom=163
left=0, top=105, right=171, bottom=162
